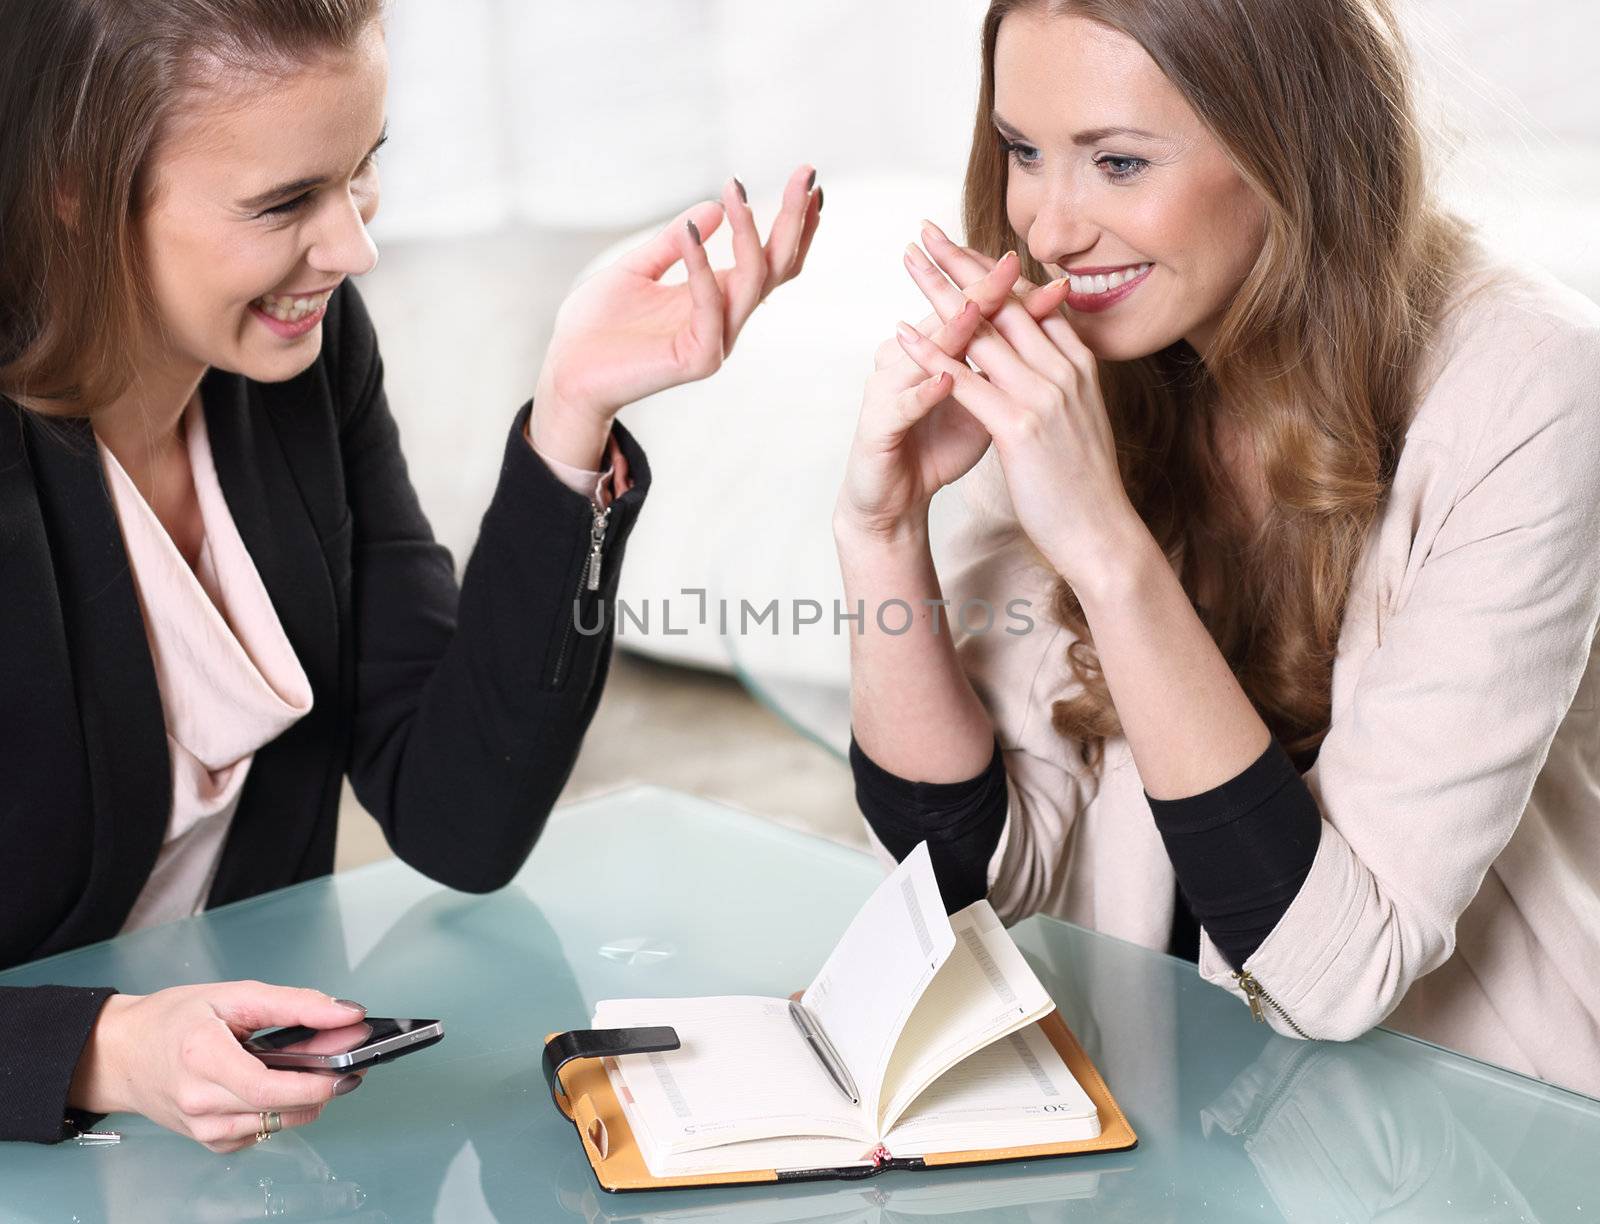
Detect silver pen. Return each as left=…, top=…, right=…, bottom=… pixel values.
left=789, top=1000, right=860, bottom=1106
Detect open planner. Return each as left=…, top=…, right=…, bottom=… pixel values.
left=544, top=843, right=1136, bottom=1192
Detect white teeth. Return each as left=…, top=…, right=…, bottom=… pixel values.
left=1066, top=263, right=1150, bottom=296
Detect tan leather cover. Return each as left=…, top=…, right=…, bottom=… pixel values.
left=547, top=1009, right=1137, bottom=1194
left=918, top=1009, right=1137, bottom=1166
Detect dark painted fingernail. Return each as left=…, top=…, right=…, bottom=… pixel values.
left=333, top=999, right=365, bottom=1013
left=815, top=185, right=824, bottom=213
left=333, top=1074, right=363, bottom=1097
left=805, top=168, right=816, bottom=192
left=733, top=176, right=747, bottom=204
left=685, top=218, right=702, bottom=246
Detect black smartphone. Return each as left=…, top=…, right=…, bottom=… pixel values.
left=242, top=1017, right=445, bottom=1072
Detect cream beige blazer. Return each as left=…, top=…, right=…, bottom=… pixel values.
left=871, top=236, right=1600, bottom=1098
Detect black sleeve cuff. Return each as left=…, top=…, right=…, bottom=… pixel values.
left=487, top=401, right=651, bottom=694
left=849, top=731, right=1009, bottom=913
left=497, top=401, right=652, bottom=537
left=1145, top=737, right=1322, bottom=971
left=0, top=986, right=117, bottom=1143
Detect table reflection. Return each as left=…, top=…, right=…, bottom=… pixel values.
left=1199, top=1037, right=1542, bottom=1223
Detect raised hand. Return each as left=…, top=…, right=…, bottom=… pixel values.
left=531, top=165, right=822, bottom=470
left=889, top=221, right=1144, bottom=592
left=837, top=252, right=1031, bottom=541
left=835, top=221, right=1082, bottom=544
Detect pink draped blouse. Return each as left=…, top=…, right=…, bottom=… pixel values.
left=101, top=398, right=628, bottom=933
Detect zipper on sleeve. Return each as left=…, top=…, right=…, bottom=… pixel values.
left=1234, top=969, right=1311, bottom=1039
left=585, top=500, right=610, bottom=591
left=548, top=500, right=612, bottom=689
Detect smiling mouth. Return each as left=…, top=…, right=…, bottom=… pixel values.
left=251, top=288, right=335, bottom=323
left=1061, top=263, right=1152, bottom=296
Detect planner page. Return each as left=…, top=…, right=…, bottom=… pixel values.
left=876, top=899, right=1056, bottom=1134
left=883, top=1020, right=1100, bottom=1153
left=609, top=1083, right=874, bottom=1181
left=593, top=995, right=870, bottom=1154
left=801, top=842, right=956, bottom=1122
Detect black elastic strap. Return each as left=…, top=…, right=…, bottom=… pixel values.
left=542, top=1026, right=680, bottom=1113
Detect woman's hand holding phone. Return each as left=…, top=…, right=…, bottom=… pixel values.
left=528, top=163, right=824, bottom=472
left=68, top=982, right=370, bottom=1153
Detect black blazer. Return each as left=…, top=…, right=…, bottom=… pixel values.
left=0, top=281, right=651, bottom=1141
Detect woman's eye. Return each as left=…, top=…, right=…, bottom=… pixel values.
left=1094, top=154, right=1148, bottom=182
left=258, top=152, right=380, bottom=220
left=262, top=193, right=311, bottom=218
left=1001, top=139, right=1041, bottom=170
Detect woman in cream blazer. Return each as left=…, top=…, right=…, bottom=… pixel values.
left=836, top=0, right=1600, bottom=1097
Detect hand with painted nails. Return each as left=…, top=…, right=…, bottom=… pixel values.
left=833, top=225, right=1076, bottom=545
left=530, top=164, right=823, bottom=471
left=882, top=219, right=1145, bottom=591
left=67, top=983, right=371, bottom=1153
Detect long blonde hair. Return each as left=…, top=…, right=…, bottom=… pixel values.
left=964, top=0, right=1474, bottom=773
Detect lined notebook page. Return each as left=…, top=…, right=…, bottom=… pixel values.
left=801, top=842, right=956, bottom=1120
left=876, top=900, right=1054, bottom=1133
left=593, top=995, right=869, bottom=1153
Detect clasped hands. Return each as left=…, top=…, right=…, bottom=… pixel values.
left=836, top=220, right=1143, bottom=597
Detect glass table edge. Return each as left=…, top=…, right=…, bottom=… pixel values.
left=1022, top=909, right=1600, bottom=1108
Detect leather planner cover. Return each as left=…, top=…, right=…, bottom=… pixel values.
left=545, top=1009, right=1138, bottom=1194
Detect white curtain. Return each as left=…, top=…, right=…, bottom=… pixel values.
left=373, top=0, right=1600, bottom=296
left=371, top=0, right=989, bottom=240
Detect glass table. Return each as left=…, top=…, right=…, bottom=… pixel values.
left=2, top=785, right=1595, bottom=1222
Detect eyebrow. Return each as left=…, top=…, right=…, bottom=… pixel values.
left=991, top=111, right=1163, bottom=145
left=238, top=124, right=389, bottom=211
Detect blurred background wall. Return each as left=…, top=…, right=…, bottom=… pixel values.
left=337, top=0, right=1600, bottom=868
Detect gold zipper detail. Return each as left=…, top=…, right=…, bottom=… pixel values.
left=1234, top=969, right=1311, bottom=1039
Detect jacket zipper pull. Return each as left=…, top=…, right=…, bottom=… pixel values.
left=1235, top=969, right=1266, bottom=1023
left=585, top=502, right=610, bottom=592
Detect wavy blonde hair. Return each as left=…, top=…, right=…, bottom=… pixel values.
left=962, top=0, right=1476, bottom=775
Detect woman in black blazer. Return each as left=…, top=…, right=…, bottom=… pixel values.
left=0, top=1, right=821, bottom=1149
